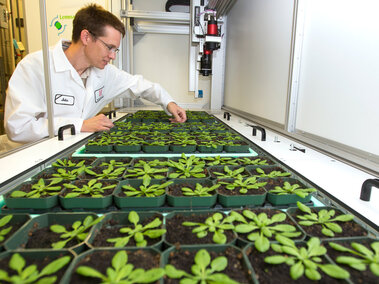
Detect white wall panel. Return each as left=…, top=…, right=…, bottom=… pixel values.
left=296, top=0, right=379, bottom=155
left=223, top=0, right=294, bottom=125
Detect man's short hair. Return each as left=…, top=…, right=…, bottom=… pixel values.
left=72, top=3, right=125, bottom=43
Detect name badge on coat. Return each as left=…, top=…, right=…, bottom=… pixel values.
left=55, top=94, right=75, bottom=105
left=94, top=87, right=105, bottom=103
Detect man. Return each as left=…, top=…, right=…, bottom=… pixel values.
left=4, top=3, right=186, bottom=144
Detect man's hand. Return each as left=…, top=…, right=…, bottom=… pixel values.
left=81, top=114, right=114, bottom=132
left=167, top=102, right=187, bottom=123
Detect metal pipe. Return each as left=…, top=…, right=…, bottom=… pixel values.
left=39, top=0, right=54, bottom=138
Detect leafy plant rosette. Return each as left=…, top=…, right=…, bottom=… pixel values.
left=288, top=202, right=368, bottom=239
left=4, top=213, right=102, bottom=255
left=326, top=238, right=379, bottom=283
left=52, top=157, right=95, bottom=168
left=237, top=156, right=275, bottom=166
left=92, top=157, right=133, bottom=168
left=215, top=176, right=267, bottom=207
left=166, top=178, right=220, bottom=207
left=223, top=140, right=250, bottom=153
left=264, top=177, right=317, bottom=205
left=87, top=211, right=166, bottom=249
left=142, top=140, right=169, bottom=153
left=244, top=235, right=350, bottom=282
left=0, top=251, right=72, bottom=284
left=0, top=214, right=31, bottom=251
left=83, top=165, right=126, bottom=180
left=4, top=178, right=64, bottom=209
left=165, top=211, right=237, bottom=246
left=163, top=246, right=254, bottom=284
left=59, top=179, right=118, bottom=209
left=229, top=209, right=304, bottom=252
left=248, top=165, right=292, bottom=178
left=168, top=160, right=208, bottom=179
left=114, top=178, right=172, bottom=208
left=63, top=248, right=164, bottom=284
left=209, top=165, right=250, bottom=180
left=123, top=164, right=168, bottom=181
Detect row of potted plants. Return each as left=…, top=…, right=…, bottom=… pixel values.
left=0, top=209, right=376, bottom=283
left=3, top=172, right=316, bottom=210
left=0, top=205, right=369, bottom=253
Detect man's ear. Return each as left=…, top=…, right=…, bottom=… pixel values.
left=80, top=29, right=91, bottom=46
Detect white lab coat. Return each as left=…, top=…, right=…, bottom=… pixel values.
left=4, top=39, right=175, bottom=143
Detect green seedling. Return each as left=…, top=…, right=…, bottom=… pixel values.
left=182, top=212, right=235, bottom=244
left=124, top=164, right=168, bottom=181
left=114, top=140, right=140, bottom=146
left=296, top=202, right=354, bottom=237
left=201, top=156, right=239, bottom=166
left=50, top=215, right=104, bottom=249
left=165, top=249, right=239, bottom=284
left=50, top=167, right=85, bottom=180
left=253, top=167, right=291, bottom=178
left=170, top=138, right=197, bottom=146
left=218, top=176, right=267, bottom=194
left=107, top=211, right=166, bottom=247
left=168, top=159, right=207, bottom=179
left=76, top=250, right=164, bottom=283
left=52, top=158, right=86, bottom=168
left=264, top=236, right=350, bottom=281
left=167, top=153, right=205, bottom=167
left=99, top=159, right=131, bottom=168
left=181, top=183, right=221, bottom=197
left=237, top=157, right=270, bottom=166
left=10, top=178, right=63, bottom=198
left=0, top=215, right=13, bottom=242
left=212, top=166, right=248, bottom=179
left=198, top=140, right=223, bottom=149
left=122, top=177, right=172, bottom=197
left=329, top=241, right=379, bottom=276
left=133, top=159, right=167, bottom=168
left=269, top=181, right=317, bottom=198
left=0, top=253, right=71, bottom=284
left=144, top=140, right=166, bottom=146
left=84, top=165, right=125, bottom=180
left=230, top=210, right=301, bottom=252
left=63, top=179, right=117, bottom=198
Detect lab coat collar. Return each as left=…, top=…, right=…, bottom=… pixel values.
left=52, top=39, right=73, bottom=73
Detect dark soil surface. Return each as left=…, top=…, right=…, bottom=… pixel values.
left=289, top=208, right=368, bottom=238
left=232, top=208, right=304, bottom=242
left=69, top=249, right=161, bottom=284
left=0, top=253, right=71, bottom=283
left=167, top=182, right=216, bottom=197
left=164, top=247, right=253, bottom=283
left=165, top=212, right=236, bottom=245
left=90, top=215, right=164, bottom=247
left=208, top=167, right=250, bottom=179
left=25, top=223, right=86, bottom=249
left=216, top=183, right=266, bottom=196
left=246, top=245, right=346, bottom=284
left=325, top=239, right=378, bottom=284
left=60, top=180, right=117, bottom=197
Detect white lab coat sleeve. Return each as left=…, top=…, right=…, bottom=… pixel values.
left=4, top=54, right=84, bottom=143
left=104, top=65, right=175, bottom=115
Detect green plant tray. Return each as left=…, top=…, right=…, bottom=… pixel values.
left=4, top=212, right=99, bottom=255
left=0, top=213, right=31, bottom=252
left=86, top=211, right=165, bottom=250
left=166, top=178, right=218, bottom=207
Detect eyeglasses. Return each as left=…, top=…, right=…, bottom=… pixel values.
left=89, top=31, right=119, bottom=54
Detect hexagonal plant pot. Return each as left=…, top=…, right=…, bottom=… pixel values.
left=166, top=178, right=218, bottom=207
left=3, top=179, right=65, bottom=210
left=58, top=179, right=119, bottom=209
left=162, top=245, right=256, bottom=284
left=86, top=211, right=165, bottom=250
left=85, top=144, right=113, bottom=153
left=0, top=213, right=31, bottom=252
left=0, top=250, right=74, bottom=283
left=287, top=206, right=369, bottom=241
left=169, top=144, right=197, bottom=153
left=165, top=210, right=237, bottom=247
left=265, top=177, right=315, bottom=205
left=114, top=144, right=142, bottom=153
left=197, top=144, right=224, bottom=153
left=142, top=143, right=169, bottom=153
left=4, top=212, right=101, bottom=255
left=114, top=179, right=168, bottom=208
left=223, top=141, right=250, bottom=153
left=61, top=247, right=163, bottom=284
